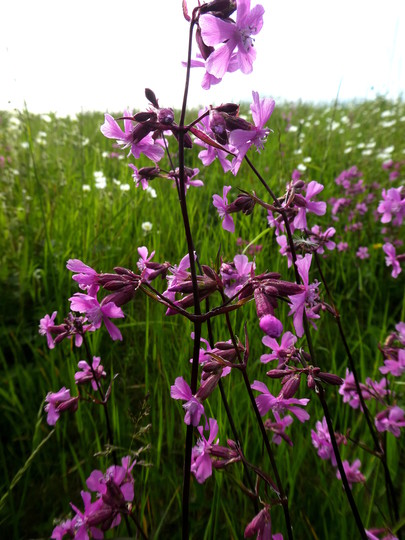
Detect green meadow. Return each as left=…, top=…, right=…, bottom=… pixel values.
left=0, top=96, right=404, bottom=539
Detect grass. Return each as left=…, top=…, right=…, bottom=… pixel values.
left=0, top=95, right=404, bottom=539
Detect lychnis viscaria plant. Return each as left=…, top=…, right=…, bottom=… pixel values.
left=39, top=1, right=404, bottom=539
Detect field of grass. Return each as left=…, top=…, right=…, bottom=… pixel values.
left=0, top=95, right=404, bottom=539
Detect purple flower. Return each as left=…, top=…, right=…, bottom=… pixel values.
left=213, top=185, right=235, bottom=232
left=39, top=311, right=58, bottom=349
left=221, top=253, right=255, bottom=297
left=377, top=187, right=405, bottom=226
left=229, top=91, right=275, bottom=174
left=336, top=459, right=365, bottom=489
left=383, top=242, right=403, bottom=278
left=311, top=416, right=346, bottom=466
left=195, top=108, right=234, bottom=172
left=69, top=290, right=125, bottom=341
left=199, top=0, right=265, bottom=79
left=375, top=405, right=405, bottom=437
left=69, top=490, right=107, bottom=539
left=337, top=241, right=349, bottom=252
left=356, top=246, right=369, bottom=260
left=288, top=254, right=320, bottom=338
left=308, top=225, right=336, bottom=254
left=260, top=331, right=297, bottom=366
left=137, top=246, right=156, bottom=282
left=293, top=181, right=327, bottom=230
left=66, top=259, right=99, bottom=291
left=264, top=412, right=294, bottom=446
left=75, top=356, right=107, bottom=391
left=244, top=506, right=272, bottom=539
left=251, top=380, right=310, bottom=422
left=100, top=110, right=164, bottom=163
left=190, top=417, right=219, bottom=483
left=170, top=376, right=205, bottom=427
left=44, top=387, right=79, bottom=425
left=379, top=348, right=405, bottom=377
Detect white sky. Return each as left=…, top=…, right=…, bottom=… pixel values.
left=1, top=0, right=404, bottom=116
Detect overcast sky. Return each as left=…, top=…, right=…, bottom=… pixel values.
left=1, top=0, right=404, bottom=116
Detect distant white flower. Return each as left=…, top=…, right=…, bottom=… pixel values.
left=82, top=137, right=90, bottom=146
left=82, top=184, right=91, bottom=191
left=381, top=120, right=396, bottom=128
left=146, top=186, right=157, bottom=198
left=94, top=171, right=107, bottom=189
left=113, top=178, right=121, bottom=185
left=120, top=183, right=130, bottom=191
left=288, top=125, right=298, bottom=132
left=296, top=163, right=307, bottom=172
left=102, top=151, right=109, bottom=158
left=361, top=149, right=373, bottom=156
left=21, top=141, right=29, bottom=149
left=303, top=156, right=312, bottom=163
left=381, top=110, right=393, bottom=118
left=141, top=221, right=153, bottom=233
left=344, top=147, right=352, bottom=154
left=41, top=114, right=52, bottom=123
left=330, top=121, right=340, bottom=131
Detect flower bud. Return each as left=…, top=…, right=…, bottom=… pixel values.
left=158, top=108, right=174, bottom=125
left=280, top=374, right=301, bottom=398
left=145, top=88, right=159, bottom=108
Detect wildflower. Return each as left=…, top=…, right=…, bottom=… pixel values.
left=170, top=376, right=205, bottom=427
left=288, top=254, right=321, bottom=338
left=39, top=311, right=58, bottom=349
left=383, top=242, right=404, bottom=278
left=220, top=253, right=255, bottom=297
left=195, top=108, right=234, bottom=172
left=260, top=331, right=297, bottom=366
left=308, top=225, right=336, bottom=254
left=44, top=387, right=79, bottom=425
left=336, top=459, right=365, bottom=489
left=337, top=241, right=348, bottom=252
left=75, top=356, right=106, bottom=391
left=244, top=505, right=272, bottom=538
left=212, top=185, right=235, bottom=232
left=356, top=246, right=369, bottom=260
left=199, top=0, right=265, bottom=79
left=69, top=290, right=125, bottom=341
left=251, top=380, right=310, bottom=422
left=311, top=416, right=346, bottom=466
left=100, top=110, right=164, bottom=163
left=377, top=187, right=405, bottom=226
left=293, top=181, right=327, bottom=230
left=375, top=405, right=405, bottom=437
left=141, top=221, right=153, bottom=233
left=264, top=412, right=294, bottom=446
left=229, top=91, right=275, bottom=173
left=137, top=246, right=156, bottom=282
left=190, top=418, right=219, bottom=483
left=67, top=259, right=99, bottom=291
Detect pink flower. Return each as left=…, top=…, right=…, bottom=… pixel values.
left=75, top=356, right=106, bottom=391
left=337, top=241, right=349, bottom=252
left=288, top=254, right=320, bottom=338
left=336, top=459, right=365, bottom=489
left=39, top=311, right=58, bottom=349
left=356, top=246, right=369, bottom=260
left=100, top=110, right=164, bottom=163
left=375, top=405, right=405, bottom=437
left=220, top=253, right=255, bottom=297
left=244, top=506, right=272, bottom=538
left=229, top=91, right=275, bottom=174
left=170, top=376, right=205, bottom=427
left=311, top=416, right=346, bottom=466
left=213, top=185, right=235, bottom=232
left=191, top=417, right=219, bottom=483
left=293, top=181, right=327, bottom=230
left=251, top=380, right=310, bottom=422
left=69, top=290, right=125, bottom=341
left=379, top=348, right=405, bottom=377
left=199, top=0, right=265, bottom=79
left=377, top=187, right=405, bottom=226
left=44, top=387, right=79, bottom=425
left=260, top=331, right=297, bottom=366
left=66, top=259, right=99, bottom=291
left=382, top=242, right=403, bottom=278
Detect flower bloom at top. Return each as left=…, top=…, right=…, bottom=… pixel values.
left=66, top=259, right=99, bottom=291
left=379, top=348, right=405, bottom=377
left=220, top=253, right=255, bottom=298
left=191, top=417, right=220, bottom=483
left=311, top=416, right=346, bottom=467
left=260, top=331, right=297, bottom=366
left=356, top=246, right=370, bottom=260
left=199, top=0, right=265, bottom=80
